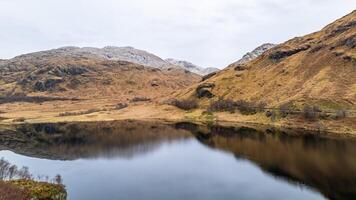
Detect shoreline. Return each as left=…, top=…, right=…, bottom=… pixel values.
left=0, top=101, right=355, bottom=138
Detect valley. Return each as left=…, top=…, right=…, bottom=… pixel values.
left=0, top=11, right=355, bottom=137
left=0, top=4, right=355, bottom=200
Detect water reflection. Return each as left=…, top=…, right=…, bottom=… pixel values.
left=0, top=121, right=192, bottom=160
left=175, top=123, right=356, bottom=200
left=0, top=121, right=355, bottom=200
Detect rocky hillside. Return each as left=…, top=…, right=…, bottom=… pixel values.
left=3, top=46, right=217, bottom=76
left=0, top=48, right=200, bottom=101
left=178, top=10, right=356, bottom=109
left=69, top=46, right=170, bottom=68
left=165, top=58, right=219, bottom=75
left=235, top=43, right=276, bottom=64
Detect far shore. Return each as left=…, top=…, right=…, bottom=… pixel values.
left=0, top=100, right=355, bottom=137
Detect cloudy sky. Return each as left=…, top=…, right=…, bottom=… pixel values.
left=0, top=0, right=355, bottom=68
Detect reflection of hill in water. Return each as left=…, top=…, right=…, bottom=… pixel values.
left=175, top=123, right=356, bottom=200
left=0, top=121, right=192, bottom=160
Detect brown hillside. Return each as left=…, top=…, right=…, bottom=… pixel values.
left=0, top=51, right=200, bottom=102
left=177, top=10, right=356, bottom=110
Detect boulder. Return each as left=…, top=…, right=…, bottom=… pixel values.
left=196, top=83, right=215, bottom=98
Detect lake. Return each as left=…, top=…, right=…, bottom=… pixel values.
left=0, top=121, right=355, bottom=200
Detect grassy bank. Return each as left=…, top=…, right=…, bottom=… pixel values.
left=0, top=100, right=354, bottom=137
left=0, top=180, right=66, bottom=200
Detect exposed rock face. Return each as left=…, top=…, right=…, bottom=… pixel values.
left=196, top=83, right=215, bottom=98
left=269, top=45, right=310, bottom=60
left=165, top=58, right=219, bottom=76
left=235, top=43, right=277, bottom=64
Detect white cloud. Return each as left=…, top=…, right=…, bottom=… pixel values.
left=0, top=0, right=355, bottom=68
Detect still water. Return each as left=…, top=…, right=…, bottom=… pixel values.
left=0, top=121, right=355, bottom=200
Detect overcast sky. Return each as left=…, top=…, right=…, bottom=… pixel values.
left=0, top=0, right=355, bottom=68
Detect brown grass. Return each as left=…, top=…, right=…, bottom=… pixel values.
left=0, top=181, right=29, bottom=200
left=176, top=11, right=356, bottom=110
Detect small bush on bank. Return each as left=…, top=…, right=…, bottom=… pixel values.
left=172, top=99, right=198, bottom=111
left=278, top=102, right=296, bottom=118
left=206, top=98, right=267, bottom=115
left=59, top=108, right=104, bottom=117
left=208, top=98, right=235, bottom=112
left=302, top=105, right=321, bottom=121
left=13, top=117, right=26, bottom=122
left=334, top=109, right=347, bottom=120
left=235, top=100, right=257, bottom=115
left=256, top=102, right=267, bottom=112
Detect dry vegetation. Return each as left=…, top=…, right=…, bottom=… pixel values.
left=0, top=181, right=29, bottom=200
left=0, top=158, right=66, bottom=200
left=0, top=11, right=355, bottom=136
left=176, top=11, right=356, bottom=111
left=170, top=11, right=356, bottom=134
left=0, top=55, right=200, bottom=103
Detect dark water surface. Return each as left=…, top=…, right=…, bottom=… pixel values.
left=0, top=121, right=355, bottom=200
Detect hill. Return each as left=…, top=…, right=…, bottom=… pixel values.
left=178, top=10, right=356, bottom=110
left=0, top=47, right=200, bottom=102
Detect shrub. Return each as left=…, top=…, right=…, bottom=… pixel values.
left=278, top=102, right=295, bottom=118
left=13, top=117, right=26, bottom=122
left=266, top=110, right=277, bottom=122
left=302, top=105, right=321, bottom=120
left=172, top=99, right=198, bottom=111
left=256, top=102, right=267, bottom=112
left=208, top=98, right=235, bottom=112
left=265, top=110, right=273, bottom=118
left=334, top=109, right=347, bottom=120
left=59, top=108, right=103, bottom=117
left=131, top=97, right=151, bottom=102
left=235, top=100, right=257, bottom=115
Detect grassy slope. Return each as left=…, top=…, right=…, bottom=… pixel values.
left=0, top=56, right=200, bottom=102
left=177, top=10, right=356, bottom=109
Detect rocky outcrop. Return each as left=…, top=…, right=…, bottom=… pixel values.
left=269, top=45, right=311, bottom=60
left=196, top=83, right=215, bottom=98
left=34, top=79, right=64, bottom=92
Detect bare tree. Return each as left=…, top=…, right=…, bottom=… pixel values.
left=54, top=174, right=63, bottom=185
left=0, top=158, right=10, bottom=180
left=8, top=165, right=17, bottom=180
